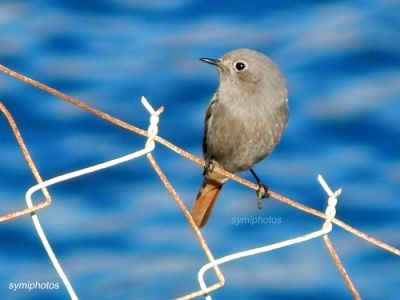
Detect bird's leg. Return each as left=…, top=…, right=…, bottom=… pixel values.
left=250, top=168, right=270, bottom=209
left=203, top=160, right=216, bottom=177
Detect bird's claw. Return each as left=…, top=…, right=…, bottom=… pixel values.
left=203, top=160, right=216, bottom=176
left=256, top=183, right=270, bottom=209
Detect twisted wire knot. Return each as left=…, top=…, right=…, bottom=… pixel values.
left=141, top=96, right=163, bottom=150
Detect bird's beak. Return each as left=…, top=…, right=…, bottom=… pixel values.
left=200, top=57, right=220, bottom=67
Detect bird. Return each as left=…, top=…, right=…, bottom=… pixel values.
left=190, top=48, right=288, bottom=228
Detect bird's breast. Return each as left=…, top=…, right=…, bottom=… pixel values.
left=205, top=95, right=287, bottom=173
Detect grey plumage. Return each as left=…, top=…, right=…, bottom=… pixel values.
left=191, top=48, right=289, bottom=228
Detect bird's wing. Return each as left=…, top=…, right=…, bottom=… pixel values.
left=203, top=92, right=218, bottom=156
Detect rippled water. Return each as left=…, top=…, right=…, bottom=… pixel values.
left=1, top=1, right=399, bottom=299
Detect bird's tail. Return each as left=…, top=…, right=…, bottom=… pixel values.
left=191, top=173, right=227, bottom=228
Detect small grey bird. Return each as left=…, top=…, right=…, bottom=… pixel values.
left=191, top=48, right=288, bottom=228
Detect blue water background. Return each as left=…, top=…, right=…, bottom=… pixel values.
left=1, top=1, right=399, bottom=299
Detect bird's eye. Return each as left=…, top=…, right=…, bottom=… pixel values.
left=234, top=61, right=247, bottom=71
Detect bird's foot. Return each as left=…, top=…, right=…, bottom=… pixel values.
left=256, top=182, right=270, bottom=209
left=203, top=160, right=216, bottom=176
left=249, top=168, right=270, bottom=209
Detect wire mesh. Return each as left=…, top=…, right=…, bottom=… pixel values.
left=1, top=64, right=399, bottom=299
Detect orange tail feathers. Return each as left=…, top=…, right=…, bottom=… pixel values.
left=191, top=178, right=224, bottom=228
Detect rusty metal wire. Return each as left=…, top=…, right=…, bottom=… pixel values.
left=0, top=102, right=51, bottom=222
left=323, top=235, right=361, bottom=300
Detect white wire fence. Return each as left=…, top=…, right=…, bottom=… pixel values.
left=1, top=64, right=399, bottom=299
